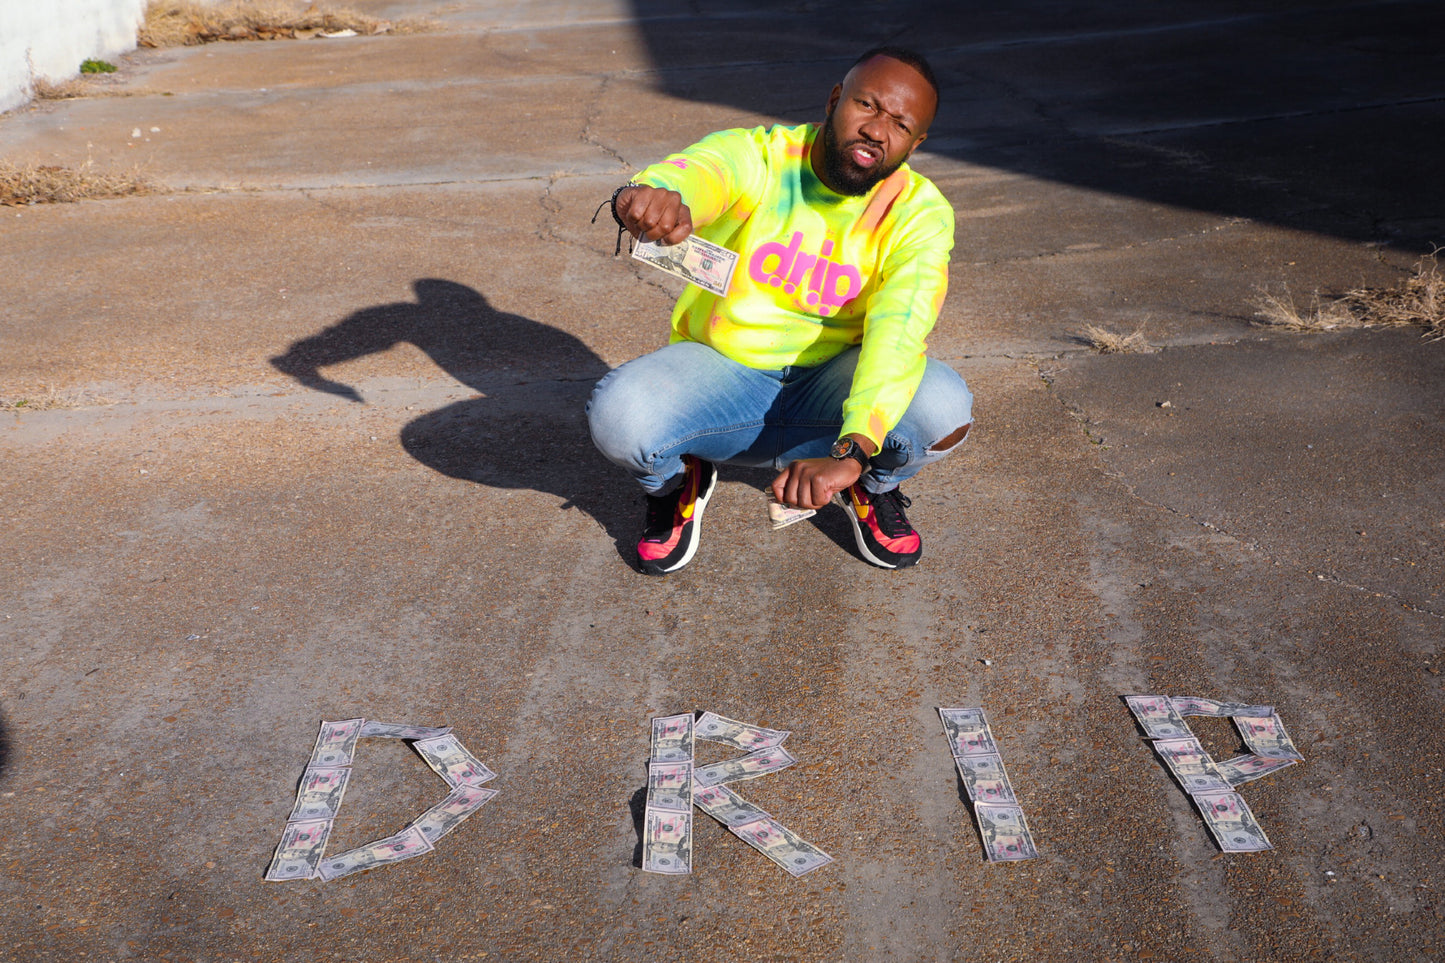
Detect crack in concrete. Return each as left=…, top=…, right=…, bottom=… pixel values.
left=1033, top=360, right=1445, bottom=622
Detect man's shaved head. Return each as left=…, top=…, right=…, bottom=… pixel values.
left=848, top=46, right=940, bottom=116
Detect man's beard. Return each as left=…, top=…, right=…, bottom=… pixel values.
left=821, top=110, right=905, bottom=196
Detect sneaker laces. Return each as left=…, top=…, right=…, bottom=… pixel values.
left=867, top=487, right=914, bottom=538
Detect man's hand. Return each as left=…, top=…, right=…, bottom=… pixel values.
left=616, top=185, right=693, bottom=246
left=771, top=456, right=864, bottom=511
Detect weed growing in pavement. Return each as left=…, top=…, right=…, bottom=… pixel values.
left=1342, top=250, right=1444, bottom=341
left=1252, top=250, right=1444, bottom=341
left=137, top=0, right=434, bottom=46
left=0, top=161, right=156, bottom=206
left=31, top=77, right=93, bottom=100
left=1250, top=284, right=1361, bottom=332
left=79, top=59, right=118, bottom=73
left=1075, top=325, right=1154, bottom=354
left=0, top=387, right=113, bottom=411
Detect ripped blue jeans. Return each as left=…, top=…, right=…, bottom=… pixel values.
left=587, top=341, right=973, bottom=495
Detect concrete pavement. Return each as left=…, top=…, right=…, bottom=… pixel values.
left=2, top=1, right=1443, bottom=960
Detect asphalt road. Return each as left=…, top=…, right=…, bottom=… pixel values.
left=1, top=1, right=1442, bottom=960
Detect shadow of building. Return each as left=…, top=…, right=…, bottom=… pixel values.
left=625, top=0, right=1444, bottom=251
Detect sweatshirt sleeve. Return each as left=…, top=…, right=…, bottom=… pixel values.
left=632, top=127, right=764, bottom=228
left=839, top=192, right=955, bottom=449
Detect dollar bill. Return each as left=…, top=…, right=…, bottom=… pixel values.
left=264, top=819, right=333, bottom=881
left=413, top=734, right=497, bottom=787
left=1152, top=737, right=1233, bottom=794
left=317, top=825, right=435, bottom=881
left=1214, top=753, right=1299, bottom=787
left=1234, top=714, right=1305, bottom=761
left=642, top=808, right=692, bottom=875
left=938, top=707, right=996, bottom=757
left=358, top=721, right=452, bottom=741
left=651, top=713, right=696, bottom=763
left=731, top=817, right=834, bottom=877
left=693, top=783, right=773, bottom=828
left=1124, top=695, right=1193, bottom=740
left=957, top=767, right=1018, bottom=805
left=1169, top=697, right=1273, bottom=718
left=409, top=784, right=499, bottom=844
left=309, top=718, right=365, bottom=768
left=1191, top=790, right=1273, bottom=852
left=632, top=235, right=739, bottom=297
left=647, top=761, right=694, bottom=813
left=695, top=712, right=790, bottom=751
left=955, top=752, right=1009, bottom=783
left=974, top=802, right=1039, bottom=862
left=767, top=495, right=816, bottom=531
left=693, top=745, right=797, bottom=788
left=288, top=767, right=351, bottom=822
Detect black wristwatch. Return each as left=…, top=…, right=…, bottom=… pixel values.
left=830, top=436, right=870, bottom=469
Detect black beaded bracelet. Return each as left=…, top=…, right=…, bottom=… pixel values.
left=591, top=182, right=639, bottom=257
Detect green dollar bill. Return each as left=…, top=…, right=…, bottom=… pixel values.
left=264, top=819, right=332, bottom=882
left=642, top=808, right=692, bottom=875
left=1192, top=790, right=1273, bottom=852
left=731, top=817, right=833, bottom=877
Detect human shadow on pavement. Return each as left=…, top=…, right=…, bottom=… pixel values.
left=269, top=279, right=634, bottom=551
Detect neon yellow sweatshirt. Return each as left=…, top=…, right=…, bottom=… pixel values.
left=633, top=123, right=954, bottom=449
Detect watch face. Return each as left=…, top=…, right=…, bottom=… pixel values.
left=831, top=438, right=854, bottom=459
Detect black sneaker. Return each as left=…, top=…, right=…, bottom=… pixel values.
left=637, top=455, right=717, bottom=575
left=837, top=482, right=922, bottom=568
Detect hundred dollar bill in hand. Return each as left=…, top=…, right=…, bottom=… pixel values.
left=632, top=235, right=739, bottom=297
left=264, top=819, right=333, bottom=881
left=695, top=712, right=790, bottom=751
left=731, top=817, right=834, bottom=877
left=318, top=825, right=435, bottom=881
left=642, top=809, right=693, bottom=875
left=651, top=713, right=696, bottom=763
left=694, top=745, right=797, bottom=788
left=1192, top=790, right=1273, bottom=852
left=693, top=783, right=773, bottom=828
left=310, top=718, right=364, bottom=767
left=1124, top=695, right=1193, bottom=740
left=288, top=767, right=351, bottom=822
left=414, top=734, right=497, bottom=787
left=974, top=803, right=1039, bottom=862
left=1234, top=714, right=1305, bottom=761
left=767, top=494, right=816, bottom=531
left=409, top=784, right=499, bottom=844
left=1153, top=737, right=1233, bottom=794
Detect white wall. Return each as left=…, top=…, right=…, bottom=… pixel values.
left=0, top=0, right=148, bottom=113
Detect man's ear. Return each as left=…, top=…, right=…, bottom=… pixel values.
left=825, top=83, right=842, bottom=117
left=905, top=130, right=927, bottom=160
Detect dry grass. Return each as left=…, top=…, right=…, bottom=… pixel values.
left=138, top=0, right=434, bottom=46
left=1077, top=325, right=1154, bottom=354
left=1250, top=284, right=1362, bottom=332
left=0, top=387, right=114, bottom=411
left=0, top=161, right=157, bottom=206
left=1341, top=251, right=1444, bottom=340
left=31, top=76, right=135, bottom=101
left=1252, top=251, right=1444, bottom=341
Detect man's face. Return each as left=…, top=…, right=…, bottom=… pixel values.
left=817, top=56, right=935, bottom=196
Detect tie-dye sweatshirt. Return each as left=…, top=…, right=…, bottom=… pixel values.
left=633, top=122, right=954, bottom=450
